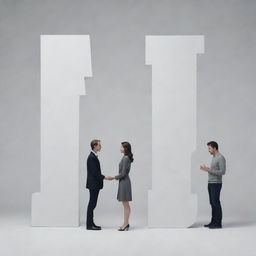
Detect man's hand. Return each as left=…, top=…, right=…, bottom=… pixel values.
left=105, top=176, right=114, bottom=180
left=200, top=164, right=210, bottom=172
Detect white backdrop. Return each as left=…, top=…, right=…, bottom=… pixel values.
left=1, top=0, right=256, bottom=228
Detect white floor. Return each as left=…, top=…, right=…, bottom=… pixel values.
left=0, top=214, right=255, bottom=256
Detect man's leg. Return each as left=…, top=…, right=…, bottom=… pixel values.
left=86, top=189, right=100, bottom=227
left=204, top=183, right=214, bottom=227
left=91, top=189, right=100, bottom=226
left=213, top=184, right=222, bottom=225
left=209, top=183, right=222, bottom=228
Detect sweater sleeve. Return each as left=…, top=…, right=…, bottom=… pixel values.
left=209, top=156, right=226, bottom=176
left=115, top=157, right=130, bottom=180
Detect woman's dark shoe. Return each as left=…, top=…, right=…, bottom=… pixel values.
left=204, top=223, right=212, bottom=227
left=118, top=224, right=130, bottom=231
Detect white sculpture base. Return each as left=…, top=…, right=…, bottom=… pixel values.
left=148, top=190, right=197, bottom=228
left=32, top=192, right=79, bottom=226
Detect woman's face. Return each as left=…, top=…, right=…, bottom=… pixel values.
left=120, top=144, right=125, bottom=153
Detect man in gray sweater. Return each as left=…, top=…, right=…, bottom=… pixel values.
left=200, top=141, right=226, bottom=229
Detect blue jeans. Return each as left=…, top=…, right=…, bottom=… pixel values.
left=208, top=183, right=222, bottom=225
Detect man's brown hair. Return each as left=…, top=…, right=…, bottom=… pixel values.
left=90, top=139, right=101, bottom=150
left=207, top=141, right=218, bottom=150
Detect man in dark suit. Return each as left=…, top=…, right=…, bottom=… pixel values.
left=86, top=139, right=108, bottom=230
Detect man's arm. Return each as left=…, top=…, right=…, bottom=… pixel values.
left=88, top=157, right=105, bottom=180
left=115, top=157, right=129, bottom=180
left=209, top=157, right=226, bottom=176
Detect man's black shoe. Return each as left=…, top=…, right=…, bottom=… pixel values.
left=93, top=224, right=102, bottom=229
left=86, top=225, right=101, bottom=230
left=204, top=223, right=212, bottom=227
left=208, top=224, right=222, bottom=229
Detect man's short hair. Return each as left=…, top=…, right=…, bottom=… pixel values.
left=207, top=141, right=218, bottom=150
left=91, top=139, right=101, bottom=150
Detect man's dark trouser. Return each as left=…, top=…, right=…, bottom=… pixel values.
left=86, top=189, right=100, bottom=227
left=208, top=183, right=222, bottom=225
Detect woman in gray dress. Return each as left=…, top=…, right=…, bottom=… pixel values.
left=109, top=141, right=133, bottom=231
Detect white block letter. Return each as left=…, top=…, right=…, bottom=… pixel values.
left=31, top=35, right=92, bottom=226
left=146, top=35, right=204, bottom=228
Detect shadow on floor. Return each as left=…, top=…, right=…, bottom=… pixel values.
left=190, top=219, right=256, bottom=228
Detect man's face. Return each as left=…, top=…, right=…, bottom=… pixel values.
left=208, top=146, right=216, bottom=155
left=95, top=142, right=102, bottom=152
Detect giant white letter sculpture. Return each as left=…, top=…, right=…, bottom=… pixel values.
left=31, top=35, right=92, bottom=226
left=146, top=35, right=204, bottom=228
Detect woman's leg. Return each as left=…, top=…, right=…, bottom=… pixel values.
left=122, top=201, right=131, bottom=227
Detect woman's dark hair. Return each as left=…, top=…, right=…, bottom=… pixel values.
left=207, top=141, right=218, bottom=150
left=121, top=141, right=134, bottom=162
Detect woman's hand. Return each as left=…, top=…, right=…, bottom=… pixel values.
left=105, top=176, right=115, bottom=180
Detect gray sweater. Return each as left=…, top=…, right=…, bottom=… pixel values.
left=208, top=152, right=226, bottom=183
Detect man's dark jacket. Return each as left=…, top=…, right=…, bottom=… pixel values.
left=86, top=152, right=105, bottom=190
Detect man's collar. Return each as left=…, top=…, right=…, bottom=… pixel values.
left=91, top=150, right=98, bottom=156
left=213, top=151, right=220, bottom=157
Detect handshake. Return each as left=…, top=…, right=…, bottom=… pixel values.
left=105, top=176, right=115, bottom=181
